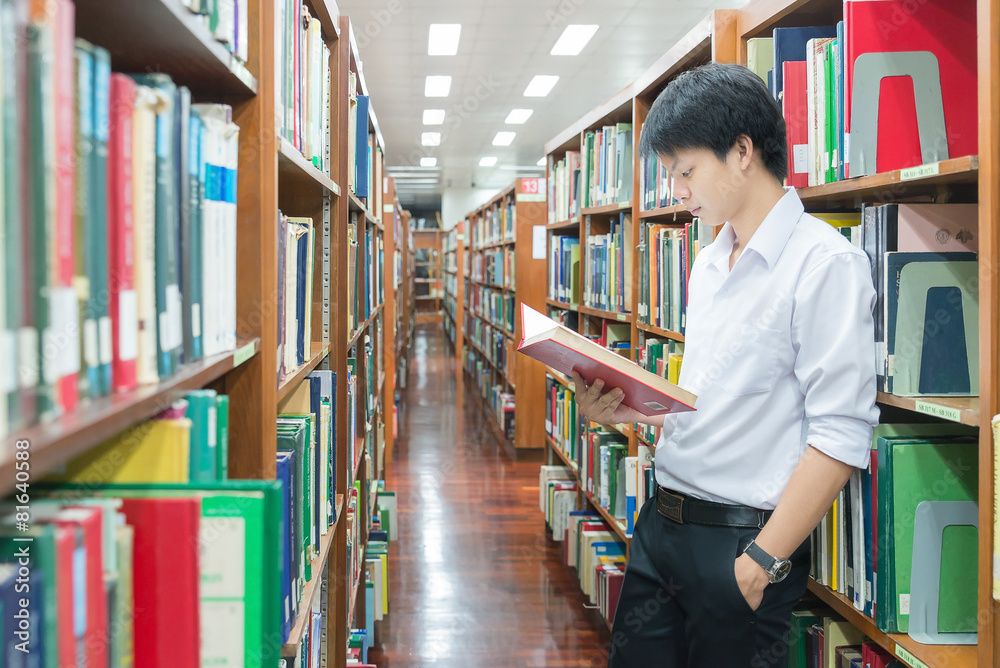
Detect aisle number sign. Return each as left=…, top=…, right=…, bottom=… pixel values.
left=516, top=178, right=546, bottom=202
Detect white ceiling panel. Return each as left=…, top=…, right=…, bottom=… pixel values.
left=335, top=0, right=749, bottom=208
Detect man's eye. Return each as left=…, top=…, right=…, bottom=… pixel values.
left=682, top=170, right=691, bottom=177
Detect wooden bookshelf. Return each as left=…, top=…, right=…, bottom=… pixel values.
left=636, top=321, right=685, bottom=343
left=459, top=179, right=548, bottom=449
left=413, top=229, right=444, bottom=322
left=73, top=0, right=258, bottom=96
left=539, top=0, right=1000, bottom=662
left=806, top=580, right=977, bottom=668
left=2, top=338, right=259, bottom=496
left=443, top=221, right=466, bottom=360
left=547, top=298, right=579, bottom=312
left=544, top=436, right=628, bottom=543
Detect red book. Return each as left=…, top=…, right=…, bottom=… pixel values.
left=51, top=524, right=76, bottom=667
left=783, top=60, right=809, bottom=189
left=107, top=74, right=138, bottom=392
left=55, top=507, right=107, bottom=668
left=518, top=304, right=696, bottom=417
left=844, top=0, right=977, bottom=177
left=53, top=0, right=78, bottom=413
left=120, top=497, right=201, bottom=668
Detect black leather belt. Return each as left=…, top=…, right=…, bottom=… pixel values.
left=657, top=486, right=772, bottom=528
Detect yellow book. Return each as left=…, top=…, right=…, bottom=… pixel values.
left=379, top=553, right=388, bottom=615
left=47, top=418, right=191, bottom=483
left=811, top=212, right=861, bottom=228
left=668, top=354, right=683, bottom=386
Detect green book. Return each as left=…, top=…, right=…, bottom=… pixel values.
left=184, top=390, right=218, bottom=482
left=27, top=22, right=55, bottom=419
left=187, top=109, right=205, bottom=362
left=92, top=45, right=112, bottom=395
left=787, top=608, right=820, bottom=668
left=216, top=394, right=229, bottom=480
left=73, top=40, right=97, bottom=399
left=876, top=434, right=978, bottom=633
left=0, top=522, right=58, bottom=668
left=278, top=416, right=312, bottom=581
left=130, top=74, right=182, bottom=378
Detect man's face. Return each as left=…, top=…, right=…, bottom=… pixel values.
left=664, top=145, right=746, bottom=227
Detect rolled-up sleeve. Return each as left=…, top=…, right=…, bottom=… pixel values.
left=791, top=251, right=880, bottom=468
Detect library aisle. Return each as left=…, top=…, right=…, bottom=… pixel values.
left=371, top=324, right=610, bottom=667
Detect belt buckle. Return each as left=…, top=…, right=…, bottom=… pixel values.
left=659, top=488, right=685, bottom=524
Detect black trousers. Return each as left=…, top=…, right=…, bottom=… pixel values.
left=607, top=496, right=811, bottom=668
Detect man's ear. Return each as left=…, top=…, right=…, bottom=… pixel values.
left=734, top=134, right=754, bottom=171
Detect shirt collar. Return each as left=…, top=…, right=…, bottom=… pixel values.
left=701, top=187, right=803, bottom=272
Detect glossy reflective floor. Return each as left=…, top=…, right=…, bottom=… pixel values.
left=367, top=324, right=611, bottom=667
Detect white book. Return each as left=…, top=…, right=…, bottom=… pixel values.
left=132, top=86, right=160, bottom=384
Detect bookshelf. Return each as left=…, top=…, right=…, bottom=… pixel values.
left=539, top=2, right=999, bottom=665
left=413, top=229, right=444, bottom=322
left=458, top=179, right=547, bottom=449
left=0, top=2, right=396, bottom=665
left=443, top=220, right=466, bottom=360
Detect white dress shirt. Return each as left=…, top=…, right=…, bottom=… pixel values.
left=655, top=188, right=880, bottom=510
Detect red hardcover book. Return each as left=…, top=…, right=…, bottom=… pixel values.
left=604, top=566, right=626, bottom=622
left=120, top=497, right=201, bottom=668
left=518, top=304, right=696, bottom=417
left=53, top=0, right=78, bottom=413
left=783, top=60, right=809, bottom=189
left=107, top=74, right=138, bottom=392
left=52, top=524, right=76, bottom=667
left=55, top=507, right=108, bottom=668
left=844, top=0, right=977, bottom=177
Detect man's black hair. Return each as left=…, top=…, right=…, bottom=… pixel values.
left=638, top=62, right=788, bottom=183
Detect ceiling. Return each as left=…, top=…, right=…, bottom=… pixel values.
left=335, top=0, right=747, bottom=209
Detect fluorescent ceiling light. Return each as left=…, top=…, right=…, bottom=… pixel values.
left=537, top=157, right=546, bottom=166
left=420, top=157, right=437, bottom=167
left=523, top=75, right=559, bottom=97
left=492, top=132, right=516, bottom=146
left=423, top=109, right=445, bottom=125
left=479, top=156, right=498, bottom=167
left=550, top=24, right=599, bottom=55
left=421, top=132, right=441, bottom=146
left=505, top=109, right=533, bottom=124
left=425, top=76, right=452, bottom=97
left=394, top=178, right=439, bottom=185
left=428, top=24, right=462, bottom=55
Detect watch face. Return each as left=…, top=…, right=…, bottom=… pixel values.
left=771, top=560, right=792, bottom=583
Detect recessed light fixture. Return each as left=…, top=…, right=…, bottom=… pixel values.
left=524, top=75, right=559, bottom=97
left=420, top=157, right=437, bottom=167
left=421, top=132, right=441, bottom=146
left=492, top=132, right=516, bottom=146
left=428, top=24, right=461, bottom=56
left=479, top=156, right=498, bottom=167
left=505, top=109, right=533, bottom=124
left=423, top=109, right=445, bottom=125
left=424, top=76, right=452, bottom=97
left=537, top=157, right=546, bottom=166
left=550, top=24, right=599, bottom=56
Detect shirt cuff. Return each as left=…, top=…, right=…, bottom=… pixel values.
left=806, top=415, right=873, bottom=469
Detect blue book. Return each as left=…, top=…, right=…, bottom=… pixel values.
left=771, top=26, right=837, bottom=99
left=276, top=451, right=293, bottom=642
left=355, top=95, right=370, bottom=198
left=293, top=221, right=309, bottom=365
left=92, top=47, right=112, bottom=395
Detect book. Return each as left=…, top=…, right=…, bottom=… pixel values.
left=517, top=304, right=696, bottom=416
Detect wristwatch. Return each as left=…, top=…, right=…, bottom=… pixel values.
left=743, top=540, right=792, bottom=584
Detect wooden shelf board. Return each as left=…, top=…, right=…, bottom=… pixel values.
left=578, top=305, right=633, bottom=323
left=73, top=0, right=257, bottom=96
left=546, top=434, right=579, bottom=472
left=3, top=338, right=260, bottom=495
left=546, top=298, right=580, bottom=312
left=547, top=217, right=581, bottom=231
left=638, top=204, right=691, bottom=221
left=637, top=321, right=686, bottom=343
left=875, top=392, right=979, bottom=427
left=581, top=201, right=632, bottom=216
left=278, top=343, right=331, bottom=406
left=472, top=239, right=514, bottom=251
left=348, top=304, right=384, bottom=349
left=302, top=0, right=341, bottom=40
left=797, top=156, right=978, bottom=206
left=347, top=191, right=381, bottom=227
left=545, top=366, right=574, bottom=390
left=281, top=518, right=338, bottom=656
left=277, top=138, right=341, bottom=196
left=805, top=580, right=976, bottom=668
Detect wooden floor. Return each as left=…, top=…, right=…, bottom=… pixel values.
left=368, top=323, right=611, bottom=668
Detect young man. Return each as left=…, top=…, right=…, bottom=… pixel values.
left=571, top=63, right=879, bottom=667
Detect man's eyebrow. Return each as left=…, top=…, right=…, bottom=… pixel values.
left=669, top=159, right=678, bottom=173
